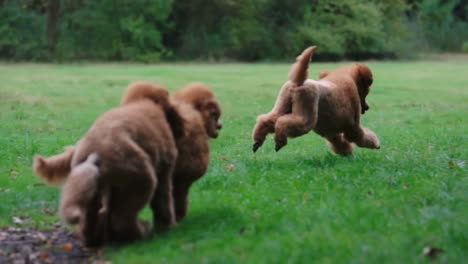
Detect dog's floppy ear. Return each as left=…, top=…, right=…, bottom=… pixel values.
left=355, top=64, right=373, bottom=94
left=173, top=82, right=214, bottom=109
left=319, top=70, right=331, bottom=79
left=355, top=64, right=373, bottom=114
left=165, top=102, right=185, bottom=139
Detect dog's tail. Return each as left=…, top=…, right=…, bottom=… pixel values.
left=33, top=146, right=75, bottom=186
left=288, top=46, right=317, bottom=86
left=60, top=153, right=101, bottom=225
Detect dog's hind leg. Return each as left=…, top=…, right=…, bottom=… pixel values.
left=252, top=113, right=278, bottom=152
left=172, top=181, right=191, bottom=222
left=150, top=161, right=176, bottom=232
left=252, top=85, right=292, bottom=152
left=79, top=186, right=111, bottom=247
left=107, top=186, right=153, bottom=243
left=274, top=86, right=319, bottom=151
left=344, top=126, right=380, bottom=149
left=106, top=138, right=158, bottom=243
left=326, top=133, right=354, bottom=156
left=107, top=158, right=156, bottom=242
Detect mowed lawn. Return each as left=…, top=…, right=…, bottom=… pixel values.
left=0, top=59, right=467, bottom=264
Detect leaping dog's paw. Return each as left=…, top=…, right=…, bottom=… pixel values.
left=253, top=142, right=262, bottom=153
left=275, top=142, right=286, bottom=152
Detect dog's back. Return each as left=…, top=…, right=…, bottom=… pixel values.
left=313, top=65, right=372, bottom=136
left=71, top=99, right=178, bottom=186
left=309, top=79, right=360, bottom=136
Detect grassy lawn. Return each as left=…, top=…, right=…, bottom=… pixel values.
left=0, top=59, right=467, bottom=263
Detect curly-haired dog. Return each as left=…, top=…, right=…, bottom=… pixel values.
left=58, top=152, right=111, bottom=246
left=33, top=82, right=184, bottom=247
left=252, top=46, right=380, bottom=155
left=171, top=83, right=222, bottom=221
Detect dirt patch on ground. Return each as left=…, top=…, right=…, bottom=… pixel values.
left=0, top=224, right=107, bottom=264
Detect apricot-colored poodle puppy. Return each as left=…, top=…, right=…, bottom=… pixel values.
left=171, top=83, right=222, bottom=221
left=33, top=82, right=183, bottom=247
left=252, top=46, right=380, bottom=156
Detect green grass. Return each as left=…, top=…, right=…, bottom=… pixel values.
left=0, top=60, right=467, bottom=263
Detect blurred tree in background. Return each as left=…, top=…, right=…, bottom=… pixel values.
left=0, top=0, right=467, bottom=61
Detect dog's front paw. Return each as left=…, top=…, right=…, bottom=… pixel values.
left=253, top=142, right=263, bottom=153
left=368, top=139, right=380, bottom=149
left=369, top=134, right=380, bottom=149
left=362, top=128, right=380, bottom=149
left=275, top=140, right=287, bottom=152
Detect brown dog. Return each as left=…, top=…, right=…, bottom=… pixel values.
left=33, top=82, right=183, bottom=247
left=252, top=46, right=380, bottom=155
left=57, top=152, right=111, bottom=246
left=171, top=83, right=222, bottom=221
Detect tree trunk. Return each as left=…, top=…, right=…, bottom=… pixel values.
left=47, top=0, right=60, bottom=55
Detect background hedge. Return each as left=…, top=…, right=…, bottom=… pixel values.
left=1, top=0, right=467, bottom=61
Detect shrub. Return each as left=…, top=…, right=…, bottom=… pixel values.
left=55, top=0, right=173, bottom=62
left=409, top=0, right=468, bottom=52
left=462, top=41, right=468, bottom=53
left=287, top=0, right=409, bottom=60
left=0, top=0, right=46, bottom=60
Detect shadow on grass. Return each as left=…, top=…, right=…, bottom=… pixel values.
left=301, top=153, right=346, bottom=168
left=109, top=206, right=247, bottom=251
left=257, top=152, right=351, bottom=170
left=169, top=206, right=247, bottom=239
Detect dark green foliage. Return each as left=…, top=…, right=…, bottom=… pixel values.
left=0, top=0, right=466, bottom=61
left=55, top=0, right=173, bottom=61
left=408, top=0, right=468, bottom=52
left=289, top=0, right=406, bottom=59
left=0, top=0, right=47, bottom=60
left=167, top=0, right=410, bottom=60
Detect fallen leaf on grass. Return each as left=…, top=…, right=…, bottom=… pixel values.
left=225, top=164, right=235, bottom=172
left=448, top=159, right=465, bottom=169
left=28, top=253, right=39, bottom=261
left=62, top=242, right=73, bottom=252
left=239, top=227, right=246, bottom=235
left=37, top=232, right=47, bottom=242
left=423, top=247, right=444, bottom=259
left=42, top=207, right=54, bottom=215
left=12, top=216, right=33, bottom=225
left=13, top=217, right=24, bottom=225
left=39, top=252, right=50, bottom=261
left=44, top=241, right=53, bottom=249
